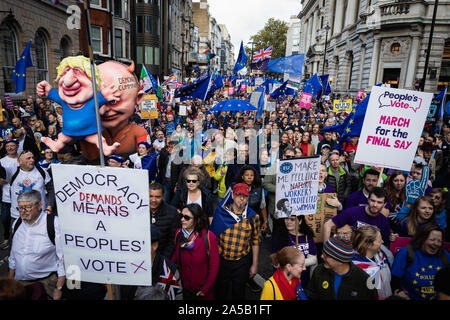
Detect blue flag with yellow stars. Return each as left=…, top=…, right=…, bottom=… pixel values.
left=205, top=74, right=224, bottom=100
left=302, top=73, right=322, bottom=98
left=233, top=41, right=248, bottom=74
left=319, top=74, right=332, bottom=95
left=270, top=81, right=295, bottom=100
left=267, top=54, right=304, bottom=74
left=12, top=40, right=34, bottom=93
left=175, top=72, right=212, bottom=101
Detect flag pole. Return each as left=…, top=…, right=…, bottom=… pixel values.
left=82, top=0, right=112, bottom=299
left=82, top=0, right=105, bottom=168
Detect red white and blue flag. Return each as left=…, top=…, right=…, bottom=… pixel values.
left=156, top=260, right=180, bottom=300
left=252, top=46, right=273, bottom=63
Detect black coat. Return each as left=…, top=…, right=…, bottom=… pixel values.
left=152, top=201, right=181, bottom=259
left=170, top=186, right=214, bottom=218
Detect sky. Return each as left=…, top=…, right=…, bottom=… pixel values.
left=195, top=0, right=302, bottom=58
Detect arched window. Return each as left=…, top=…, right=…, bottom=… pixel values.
left=60, top=36, right=72, bottom=61
left=0, top=21, right=18, bottom=93
left=35, top=30, right=48, bottom=82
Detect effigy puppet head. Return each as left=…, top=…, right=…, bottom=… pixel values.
left=56, top=55, right=102, bottom=108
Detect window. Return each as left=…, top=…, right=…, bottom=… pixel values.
left=136, top=16, right=143, bottom=33
left=391, top=43, right=401, bottom=55
left=60, top=37, right=72, bottom=61
left=154, top=47, right=159, bottom=65
left=114, top=29, right=123, bottom=58
left=114, top=0, right=122, bottom=17
left=124, top=0, right=129, bottom=19
left=0, top=22, right=18, bottom=93
left=35, top=31, right=48, bottom=82
left=145, top=46, right=153, bottom=65
left=145, top=16, right=153, bottom=34
left=91, top=25, right=102, bottom=53
left=125, top=31, right=130, bottom=58
left=90, top=0, right=101, bottom=7
left=136, top=46, right=143, bottom=64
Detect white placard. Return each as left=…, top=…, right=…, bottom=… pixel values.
left=179, top=105, right=187, bottom=116
left=52, top=165, right=151, bottom=286
left=354, top=86, right=433, bottom=171
left=275, top=157, right=321, bottom=218
left=266, top=101, right=276, bottom=112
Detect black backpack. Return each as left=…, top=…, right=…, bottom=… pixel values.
left=12, top=214, right=56, bottom=246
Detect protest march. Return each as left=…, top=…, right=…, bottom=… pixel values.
left=0, top=0, right=449, bottom=305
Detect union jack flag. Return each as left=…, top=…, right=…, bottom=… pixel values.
left=252, top=46, right=273, bottom=63
left=156, top=260, right=180, bottom=300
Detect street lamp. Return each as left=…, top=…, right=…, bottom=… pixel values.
left=181, top=32, right=185, bottom=82
left=322, top=24, right=330, bottom=75
left=420, top=0, right=438, bottom=91
left=247, top=41, right=254, bottom=72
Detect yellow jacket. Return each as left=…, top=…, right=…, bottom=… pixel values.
left=214, top=164, right=228, bottom=198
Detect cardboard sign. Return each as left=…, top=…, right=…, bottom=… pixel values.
left=275, top=156, right=321, bottom=218
left=355, top=86, right=433, bottom=171
left=333, top=99, right=353, bottom=113
left=52, top=165, right=152, bottom=286
left=140, top=94, right=158, bottom=119
left=299, top=92, right=312, bottom=109
left=304, top=193, right=338, bottom=243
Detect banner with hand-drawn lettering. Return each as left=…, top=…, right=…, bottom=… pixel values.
left=354, top=86, right=433, bottom=171
left=275, top=156, right=320, bottom=218
left=52, top=165, right=151, bottom=286
left=304, top=193, right=338, bottom=243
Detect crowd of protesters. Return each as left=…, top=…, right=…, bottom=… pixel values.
left=0, top=78, right=449, bottom=301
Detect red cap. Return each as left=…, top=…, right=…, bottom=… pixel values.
left=233, top=183, right=249, bottom=196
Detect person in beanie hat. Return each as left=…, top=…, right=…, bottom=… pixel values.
left=306, top=235, right=378, bottom=300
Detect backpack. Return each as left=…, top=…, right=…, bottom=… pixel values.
left=406, top=244, right=449, bottom=269
left=12, top=214, right=56, bottom=246
left=10, top=166, right=46, bottom=186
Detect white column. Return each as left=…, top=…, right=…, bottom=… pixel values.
left=333, top=2, right=344, bottom=35
left=404, top=36, right=420, bottom=89
left=312, top=10, right=318, bottom=44
left=358, top=45, right=366, bottom=88
left=368, top=38, right=381, bottom=87
left=307, top=17, right=312, bottom=50
left=345, top=0, right=358, bottom=28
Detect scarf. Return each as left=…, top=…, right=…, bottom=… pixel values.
left=180, top=229, right=198, bottom=250
left=273, top=268, right=299, bottom=300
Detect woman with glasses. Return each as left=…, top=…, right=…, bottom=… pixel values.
left=352, top=225, right=393, bottom=299
left=171, top=166, right=214, bottom=223
left=171, top=203, right=220, bottom=300
left=272, top=215, right=317, bottom=287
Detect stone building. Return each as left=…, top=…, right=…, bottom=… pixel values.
left=0, top=0, right=79, bottom=98
left=298, top=0, right=450, bottom=95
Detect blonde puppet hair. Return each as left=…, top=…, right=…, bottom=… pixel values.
left=55, top=55, right=102, bottom=88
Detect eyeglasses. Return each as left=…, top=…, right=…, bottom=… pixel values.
left=186, top=179, right=198, bottom=184
left=180, top=214, right=192, bottom=221
left=285, top=155, right=295, bottom=159
left=18, top=204, right=35, bottom=212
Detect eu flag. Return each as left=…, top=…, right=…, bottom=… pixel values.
left=270, top=81, right=295, bottom=100
left=175, top=72, right=212, bottom=101
left=249, top=85, right=265, bottom=119
left=12, top=40, right=34, bottom=94
left=205, top=74, right=224, bottom=100
left=319, top=74, right=332, bottom=95
left=267, top=54, right=304, bottom=74
left=302, top=73, right=322, bottom=98
left=233, top=41, right=248, bottom=74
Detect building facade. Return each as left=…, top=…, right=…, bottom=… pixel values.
left=299, top=0, right=450, bottom=95
left=0, top=0, right=79, bottom=98
left=286, top=15, right=301, bottom=56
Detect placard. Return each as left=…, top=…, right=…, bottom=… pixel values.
left=299, top=92, right=312, bottom=109
left=275, top=156, right=321, bottom=218
left=354, top=86, right=433, bottom=171
left=0, top=100, right=3, bottom=122
left=179, top=105, right=187, bottom=116
left=52, top=165, right=151, bottom=286
left=357, top=90, right=365, bottom=100
left=227, top=87, right=235, bottom=95
left=304, top=193, right=338, bottom=243
left=390, top=236, right=450, bottom=254
left=140, top=94, right=158, bottom=119
left=333, top=99, right=353, bottom=113
left=266, top=101, right=276, bottom=112
left=250, top=90, right=262, bottom=109
left=4, top=94, right=13, bottom=110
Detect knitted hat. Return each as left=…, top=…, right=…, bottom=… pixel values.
left=108, top=154, right=126, bottom=163
left=323, top=235, right=353, bottom=263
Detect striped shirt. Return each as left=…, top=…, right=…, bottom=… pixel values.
left=217, top=208, right=261, bottom=261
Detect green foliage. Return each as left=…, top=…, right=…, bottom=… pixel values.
left=245, top=18, right=289, bottom=61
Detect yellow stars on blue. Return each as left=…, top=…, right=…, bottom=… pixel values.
left=428, top=265, right=433, bottom=269
left=436, top=266, right=441, bottom=271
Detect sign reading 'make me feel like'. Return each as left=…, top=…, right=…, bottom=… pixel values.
left=52, top=164, right=151, bottom=286
left=355, top=86, right=433, bottom=171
